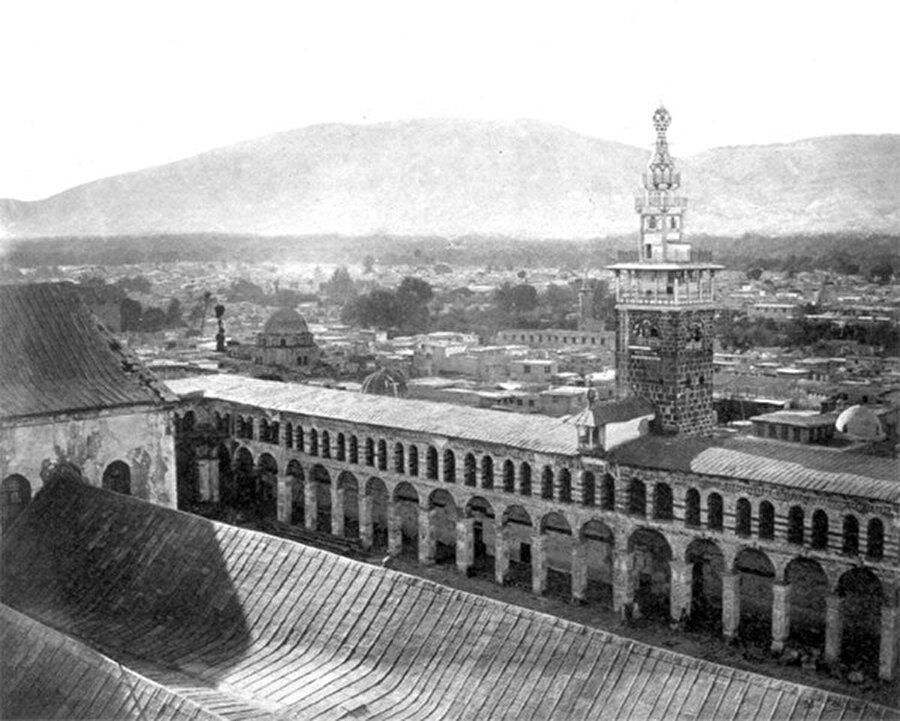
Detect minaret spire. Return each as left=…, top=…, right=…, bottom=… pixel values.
left=645, top=105, right=680, bottom=191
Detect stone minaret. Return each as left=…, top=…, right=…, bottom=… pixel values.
left=607, top=106, right=722, bottom=434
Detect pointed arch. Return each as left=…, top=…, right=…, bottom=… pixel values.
left=581, top=471, right=596, bottom=507
left=426, top=446, right=439, bottom=480
left=481, top=455, right=494, bottom=489
left=811, top=510, right=829, bottom=549
left=600, top=473, right=615, bottom=511
left=102, top=461, right=131, bottom=496
left=558, top=469, right=572, bottom=503
left=408, top=445, right=419, bottom=476
left=443, top=449, right=456, bottom=483
left=519, top=462, right=532, bottom=496
left=735, top=498, right=751, bottom=537
left=1, top=474, right=32, bottom=528
left=394, top=442, right=405, bottom=474
left=502, top=459, right=515, bottom=493
left=540, top=466, right=554, bottom=500
left=464, top=453, right=477, bottom=487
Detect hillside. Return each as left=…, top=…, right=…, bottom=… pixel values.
left=1, top=120, right=898, bottom=239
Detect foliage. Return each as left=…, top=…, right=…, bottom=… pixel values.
left=341, top=276, right=434, bottom=333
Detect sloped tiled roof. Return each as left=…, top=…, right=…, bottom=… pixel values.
left=3, top=480, right=894, bottom=720
left=0, top=283, right=174, bottom=419
left=610, top=434, right=900, bottom=502
left=167, top=373, right=580, bottom=455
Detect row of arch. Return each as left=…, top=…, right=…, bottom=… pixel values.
left=197, top=407, right=895, bottom=564
left=1, top=461, right=133, bottom=531
left=210, top=447, right=895, bottom=676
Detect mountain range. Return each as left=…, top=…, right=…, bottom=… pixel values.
left=2, top=119, right=898, bottom=239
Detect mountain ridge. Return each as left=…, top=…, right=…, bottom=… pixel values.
left=2, top=119, right=898, bottom=240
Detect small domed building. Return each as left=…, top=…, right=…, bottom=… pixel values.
left=254, top=308, right=319, bottom=372
left=361, top=367, right=408, bottom=397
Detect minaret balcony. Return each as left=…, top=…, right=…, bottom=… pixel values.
left=635, top=192, right=689, bottom=211
left=616, top=291, right=716, bottom=306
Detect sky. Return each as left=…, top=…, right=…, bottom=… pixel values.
left=3, top=0, right=897, bottom=200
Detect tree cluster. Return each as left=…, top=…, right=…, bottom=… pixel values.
left=341, top=276, right=434, bottom=333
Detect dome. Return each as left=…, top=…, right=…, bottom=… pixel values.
left=262, top=308, right=309, bottom=335
left=835, top=405, right=885, bottom=440
left=361, top=367, right=408, bottom=397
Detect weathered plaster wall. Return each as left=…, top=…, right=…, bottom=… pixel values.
left=0, top=407, right=176, bottom=508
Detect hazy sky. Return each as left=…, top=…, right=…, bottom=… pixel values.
left=3, top=0, right=896, bottom=200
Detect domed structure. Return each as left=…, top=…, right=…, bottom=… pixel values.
left=263, top=308, right=309, bottom=335
left=361, top=367, right=408, bottom=397
left=255, top=307, right=318, bottom=372
left=835, top=405, right=885, bottom=441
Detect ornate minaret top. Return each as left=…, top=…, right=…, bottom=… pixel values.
left=645, top=105, right=680, bottom=191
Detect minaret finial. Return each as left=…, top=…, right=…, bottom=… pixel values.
left=645, top=105, right=679, bottom=191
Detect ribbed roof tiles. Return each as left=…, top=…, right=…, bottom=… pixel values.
left=0, top=283, right=174, bottom=419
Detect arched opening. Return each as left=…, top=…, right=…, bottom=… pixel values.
left=540, top=467, right=554, bottom=500
left=582, top=471, right=596, bottom=506
left=336, top=433, right=346, bottom=461
left=685, top=488, right=701, bottom=527
left=811, top=510, right=829, bottom=550
left=867, top=518, right=884, bottom=560
left=686, top=539, right=725, bottom=633
left=1, top=474, right=32, bottom=529
left=429, top=488, right=458, bottom=565
left=785, top=558, right=828, bottom=650
left=296, top=425, right=305, bottom=451
left=759, top=501, right=775, bottom=540
left=481, top=456, right=494, bottom=489
left=787, top=506, right=804, bottom=545
left=843, top=515, right=860, bottom=555
left=628, top=528, right=672, bottom=622
left=519, top=463, right=532, bottom=495
left=394, top=443, right=405, bottom=474
left=366, top=476, right=389, bottom=549
left=217, top=444, right=236, bottom=507
left=653, top=483, right=673, bottom=520
left=443, top=449, right=456, bottom=483
left=349, top=435, right=359, bottom=464
left=377, top=440, right=388, bottom=471
left=600, top=474, right=615, bottom=511
left=256, top=453, right=278, bottom=519
left=321, top=430, right=331, bottom=459
left=102, top=460, right=131, bottom=496
left=735, top=498, right=751, bottom=537
left=408, top=445, right=419, bottom=477
left=309, top=428, right=319, bottom=456
left=287, top=459, right=304, bottom=525
left=311, top=464, right=332, bottom=533
left=502, top=460, right=515, bottom=493
left=707, top=493, right=723, bottom=531
left=501, top=505, right=534, bottom=589
left=628, top=479, right=646, bottom=517
left=426, top=446, right=439, bottom=479
left=734, top=547, right=775, bottom=647
left=338, top=471, right=360, bottom=539
left=580, top=520, right=614, bottom=608
left=558, top=469, right=572, bottom=503
left=465, top=496, right=495, bottom=578
left=838, top=567, right=884, bottom=674
left=394, top=481, right=419, bottom=555
left=464, top=453, right=477, bottom=487
left=285, top=422, right=294, bottom=449
left=234, top=447, right=256, bottom=510
left=365, top=438, right=375, bottom=466
left=540, top=511, right=573, bottom=600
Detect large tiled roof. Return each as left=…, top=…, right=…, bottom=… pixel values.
left=2, top=480, right=893, bottom=720
left=0, top=283, right=173, bottom=419
left=610, top=434, right=900, bottom=503
left=167, top=373, right=580, bottom=456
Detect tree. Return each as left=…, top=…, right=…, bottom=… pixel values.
left=165, top=299, right=183, bottom=327
left=142, top=306, right=167, bottom=332
left=120, top=298, right=143, bottom=332
left=746, top=267, right=764, bottom=281
left=870, top=260, right=894, bottom=285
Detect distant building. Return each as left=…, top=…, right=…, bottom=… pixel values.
left=253, top=307, right=319, bottom=371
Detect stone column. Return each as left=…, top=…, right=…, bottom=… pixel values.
left=495, top=525, right=509, bottom=584
left=276, top=474, right=291, bottom=524
left=196, top=458, right=219, bottom=503
left=770, top=582, right=791, bottom=653
left=331, top=483, right=345, bottom=538
left=456, top=517, right=475, bottom=575
left=387, top=501, right=402, bottom=556
left=612, top=550, right=634, bottom=613
left=531, top=533, right=547, bottom=595
left=824, top=594, right=843, bottom=663
left=669, top=559, right=693, bottom=622
left=721, top=571, right=741, bottom=639
left=571, top=543, right=588, bottom=603
left=359, top=494, right=374, bottom=550
left=879, top=605, right=898, bottom=681
left=304, top=480, right=318, bottom=531
left=418, top=507, right=436, bottom=565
